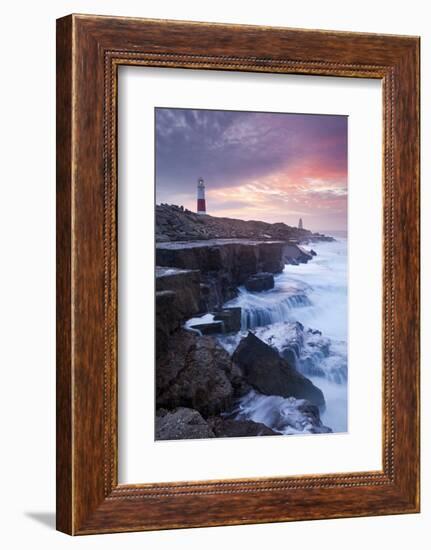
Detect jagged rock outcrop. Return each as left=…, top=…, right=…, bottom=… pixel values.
left=156, top=239, right=284, bottom=309
left=232, top=332, right=325, bottom=408
left=207, top=416, right=278, bottom=437
left=283, top=244, right=314, bottom=265
left=156, top=330, right=244, bottom=417
left=155, top=408, right=215, bottom=440
left=154, top=407, right=280, bottom=440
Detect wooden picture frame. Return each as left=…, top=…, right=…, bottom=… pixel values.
left=56, top=14, right=420, bottom=535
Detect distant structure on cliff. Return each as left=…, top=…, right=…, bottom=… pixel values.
left=298, top=218, right=303, bottom=229
left=197, top=177, right=206, bottom=215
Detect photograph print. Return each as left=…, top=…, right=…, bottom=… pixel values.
left=155, top=107, right=348, bottom=441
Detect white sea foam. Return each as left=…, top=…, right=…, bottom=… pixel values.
left=180, top=239, right=348, bottom=435
left=184, top=313, right=215, bottom=328
left=231, top=390, right=328, bottom=435
left=219, top=238, right=348, bottom=435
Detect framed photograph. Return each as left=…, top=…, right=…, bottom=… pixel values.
left=56, top=14, right=420, bottom=534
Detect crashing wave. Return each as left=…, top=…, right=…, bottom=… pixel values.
left=229, top=389, right=332, bottom=435
left=217, top=320, right=347, bottom=385
left=223, top=283, right=312, bottom=330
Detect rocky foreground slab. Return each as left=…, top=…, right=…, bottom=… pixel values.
left=155, top=328, right=330, bottom=440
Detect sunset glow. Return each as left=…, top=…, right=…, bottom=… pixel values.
left=155, top=108, right=347, bottom=231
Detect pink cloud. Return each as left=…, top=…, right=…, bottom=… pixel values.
left=207, top=157, right=347, bottom=230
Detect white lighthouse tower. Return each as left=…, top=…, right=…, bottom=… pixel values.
left=197, top=177, right=206, bottom=215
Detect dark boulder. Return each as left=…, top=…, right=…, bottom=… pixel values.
left=252, top=322, right=341, bottom=382
left=232, top=332, right=325, bottom=408
left=244, top=272, right=274, bottom=292
left=155, top=408, right=215, bottom=440
left=214, top=307, right=242, bottom=333
left=156, top=330, right=236, bottom=417
left=208, top=416, right=278, bottom=437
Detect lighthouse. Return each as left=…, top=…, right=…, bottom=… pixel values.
left=197, top=177, right=206, bottom=215
left=298, top=218, right=303, bottom=229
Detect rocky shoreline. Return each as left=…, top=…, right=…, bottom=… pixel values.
left=155, top=329, right=331, bottom=439
left=156, top=204, right=333, bottom=244
left=155, top=206, right=334, bottom=440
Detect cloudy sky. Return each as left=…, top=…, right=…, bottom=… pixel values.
left=155, top=108, right=347, bottom=231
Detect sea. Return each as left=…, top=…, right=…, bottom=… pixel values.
left=188, top=233, right=348, bottom=436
